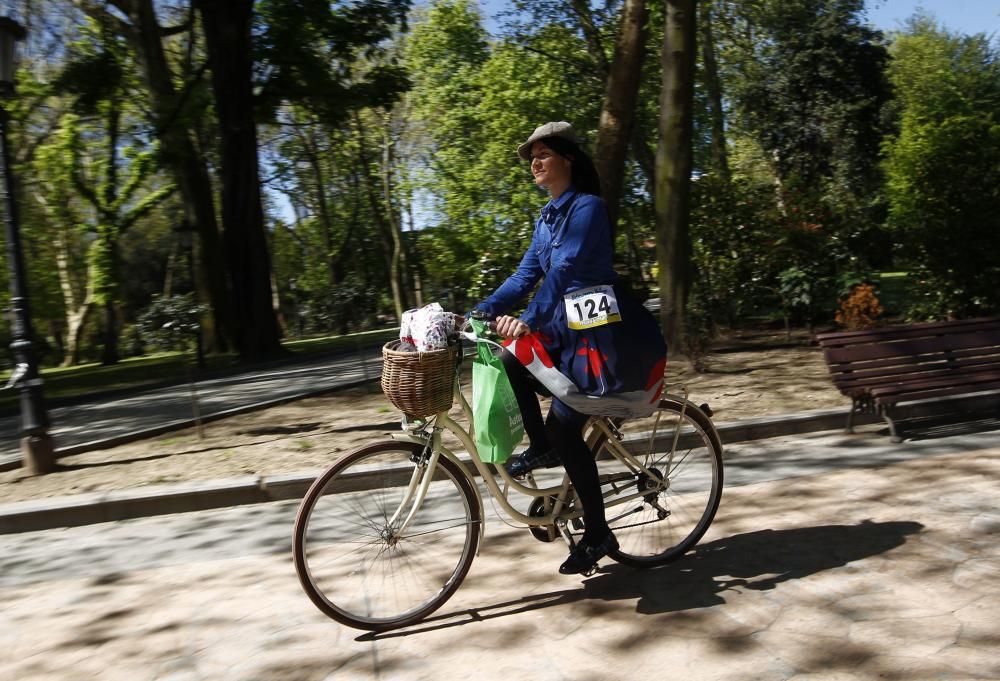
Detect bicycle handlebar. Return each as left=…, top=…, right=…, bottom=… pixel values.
left=458, top=311, right=498, bottom=334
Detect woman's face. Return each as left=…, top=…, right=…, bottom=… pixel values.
left=530, top=141, right=572, bottom=191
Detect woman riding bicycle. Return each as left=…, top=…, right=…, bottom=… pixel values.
left=473, top=121, right=667, bottom=576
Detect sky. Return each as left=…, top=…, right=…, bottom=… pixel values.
left=477, top=0, right=1000, bottom=39
left=866, top=0, right=1000, bottom=36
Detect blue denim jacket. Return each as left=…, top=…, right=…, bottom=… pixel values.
left=475, top=188, right=617, bottom=331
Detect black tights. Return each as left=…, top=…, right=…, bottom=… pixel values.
left=501, top=351, right=610, bottom=542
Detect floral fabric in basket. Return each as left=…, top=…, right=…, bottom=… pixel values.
left=399, top=302, right=455, bottom=352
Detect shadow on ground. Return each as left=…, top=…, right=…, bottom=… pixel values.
left=896, top=414, right=1000, bottom=442
left=360, top=519, right=923, bottom=640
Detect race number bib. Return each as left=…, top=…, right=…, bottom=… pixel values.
left=564, top=285, right=621, bottom=330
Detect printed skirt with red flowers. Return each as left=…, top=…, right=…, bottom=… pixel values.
left=503, top=282, right=667, bottom=419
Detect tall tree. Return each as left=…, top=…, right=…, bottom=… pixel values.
left=733, top=0, right=888, bottom=217
left=353, top=109, right=409, bottom=320
left=35, top=19, right=175, bottom=365
left=701, top=0, right=891, bottom=328
left=883, top=15, right=1000, bottom=317
left=32, top=116, right=92, bottom=367
left=655, top=0, right=696, bottom=351
left=195, top=0, right=282, bottom=361
left=699, top=0, right=730, bottom=182
left=256, top=0, right=411, bottom=332
left=592, top=0, right=650, bottom=230
left=407, top=0, right=605, bottom=306
left=35, top=111, right=173, bottom=365
left=75, top=0, right=235, bottom=353
left=507, top=0, right=654, bottom=279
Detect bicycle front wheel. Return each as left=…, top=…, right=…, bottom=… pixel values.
left=593, top=398, right=723, bottom=568
left=293, top=441, right=481, bottom=631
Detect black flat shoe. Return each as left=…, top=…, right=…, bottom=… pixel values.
left=504, top=445, right=560, bottom=478
left=559, top=532, right=619, bottom=575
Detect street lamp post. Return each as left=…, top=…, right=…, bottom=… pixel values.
left=0, top=17, right=55, bottom=474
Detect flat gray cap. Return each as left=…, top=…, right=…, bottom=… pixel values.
left=517, top=121, right=579, bottom=160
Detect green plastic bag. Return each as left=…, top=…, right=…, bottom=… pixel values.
left=470, top=320, right=525, bottom=464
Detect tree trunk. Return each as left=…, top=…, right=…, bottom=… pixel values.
left=63, top=300, right=93, bottom=366
left=297, top=123, right=338, bottom=288
left=48, top=320, right=65, bottom=363
left=569, top=0, right=611, bottom=77
left=100, top=299, right=119, bottom=365
left=655, top=0, right=697, bottom=352
left=381, top=119, right=409, bottom=318
left=700, top=1, right=730, bottom=183
left=196, top=0, right=283, bottom=361
left=594, top=0, right=649, bottom=231
left=354, top=113, right=405, bottom=321
left=403, top=184, right=422, bottom=306
left=163, top=237, right=178, bottom=297
left=99, top=103, right=121, bottom=366
left=34, top=193, right=92, bottom=366
left=94, top=0, right=233, bottom=352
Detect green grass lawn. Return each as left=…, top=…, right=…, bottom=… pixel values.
left=0, top=326, right=398, bottom=413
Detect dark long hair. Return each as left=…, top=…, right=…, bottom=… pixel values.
left=539, top=136, right=603, bottom=198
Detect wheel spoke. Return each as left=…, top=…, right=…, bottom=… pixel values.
left=595, top=401, right=722, bottom=567
left=293, top=442, right=480, bottom=630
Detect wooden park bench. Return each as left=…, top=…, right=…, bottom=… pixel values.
left=816, top=317, right=1000, bottom=441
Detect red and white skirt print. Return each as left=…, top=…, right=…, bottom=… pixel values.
left=503, top=282, right=667, bottom=418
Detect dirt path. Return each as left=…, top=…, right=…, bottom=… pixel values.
left=0, top=342, right=848, bottom=504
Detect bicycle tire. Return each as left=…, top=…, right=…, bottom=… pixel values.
left=293, top=440, right=481, bottom=631
left=592, top=398, right=723, bottom=568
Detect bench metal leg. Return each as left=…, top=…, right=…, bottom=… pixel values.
left=881, top=407, right=904, bottom=443
left=846, top=397, right=869, bottom=434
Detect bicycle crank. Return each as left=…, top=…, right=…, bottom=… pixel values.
left=527, top=496, right=559, bottom=542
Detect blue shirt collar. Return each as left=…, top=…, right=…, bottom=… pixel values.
left=540, top=187, right=578, bottom=225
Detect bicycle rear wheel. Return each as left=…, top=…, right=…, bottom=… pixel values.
left=293, top=441, right=481, bottom=631
left=592, top=398, right=723, bottom=568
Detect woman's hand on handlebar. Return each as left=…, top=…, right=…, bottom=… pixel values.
left=495, top=315, right=530, bottom=339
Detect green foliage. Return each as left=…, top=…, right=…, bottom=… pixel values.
left=296, top=282, right=374, bottom=335
left=254, top=0, right=412, bottom=122
left=36, top=112, right=175, bottom=308
left=406, top=0, right=603, bottom=308
left=776, top=266, right=815, bottom=321
left=52, top=36, right=125, bottom=115
left=703, top=0, right=895, bottom=327
left=733, top=0, right=890, bottom=202
left=882, top=16, right=1000, bottom=318
left=136, top=293, right=208, bottom=352
left=689, top=175, right=777, bottom=324
left=18, top=0, right=1000, bottom=365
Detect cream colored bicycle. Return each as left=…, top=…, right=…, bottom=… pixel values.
left=292, top=322, right=723, bottom=632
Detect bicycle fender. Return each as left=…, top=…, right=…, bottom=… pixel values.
left=660, top=393, right=724, bottom=459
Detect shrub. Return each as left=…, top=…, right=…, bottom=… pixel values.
left=136, top=293, right=207, bottom=352
left=835, top=283, right=884, bottom=330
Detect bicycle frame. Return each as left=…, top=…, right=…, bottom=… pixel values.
left=390, top=360, right=688, bottom=544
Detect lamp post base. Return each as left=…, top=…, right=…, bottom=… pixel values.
left=21, top=434, right=55, bottom=475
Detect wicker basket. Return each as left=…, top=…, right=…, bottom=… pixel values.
left=381, top=341, right=457, bottom=418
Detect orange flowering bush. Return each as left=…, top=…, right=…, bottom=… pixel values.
left=835, top=283, right=884, bottom=330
